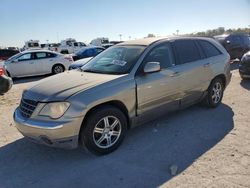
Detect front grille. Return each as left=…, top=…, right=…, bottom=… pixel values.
left=19, top=98, right=38, bottom=119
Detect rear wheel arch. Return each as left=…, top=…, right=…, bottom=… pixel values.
left=211, top=74, right=226, bottom=89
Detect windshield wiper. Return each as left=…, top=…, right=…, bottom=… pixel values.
left=82, top=69, right=105, bottom=74
left=82, top=69, right=122, bottom=75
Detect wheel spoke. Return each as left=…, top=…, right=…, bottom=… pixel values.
left=110, top=119, right=119, bottom=129
left=106, top=136, right=112, bottom=146
left=103, top=117, right=110, bottom=128
left=111, top=131, right=120, bottom=137
left=97, top=135, right=106, bottom=144
left=94, top=127, right=104, bottom=134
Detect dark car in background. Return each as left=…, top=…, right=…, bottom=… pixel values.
left=239, top=51, right=250, bottom=80
left=0, top=67, right=12, bottom=94
left=214, top=33, right=250, bottom=60
left=72, top=46, right=105, bottom=61
left=0, top=49, right=19, bottom=61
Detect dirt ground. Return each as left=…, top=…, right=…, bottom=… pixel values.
left=0, top=64, right=249, bottom=188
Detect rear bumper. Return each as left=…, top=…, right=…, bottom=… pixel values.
left=14, top=108, right=83, bottom=149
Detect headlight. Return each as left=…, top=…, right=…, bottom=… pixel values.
left=39, top=102, right=70, bottom=119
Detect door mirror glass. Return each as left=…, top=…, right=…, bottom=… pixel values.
left=144, top=62, right=161, bottom=73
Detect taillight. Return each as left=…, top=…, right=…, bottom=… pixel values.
left=0, top=68, right=4, bottom=76
left=64, top=56, right=73, bottom=62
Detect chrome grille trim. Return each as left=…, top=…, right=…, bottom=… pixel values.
left=19, top=98, right=38, bottom=119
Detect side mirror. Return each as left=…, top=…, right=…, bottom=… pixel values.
left=144, top=62, right=161, bottom=73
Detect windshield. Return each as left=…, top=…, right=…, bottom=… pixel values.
left=76, top=48, right=87, bottom=55
left=81, top=45, right=145, bottom=75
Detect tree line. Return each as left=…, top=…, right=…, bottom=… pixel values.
left=146, top=27, right=250, bottom=38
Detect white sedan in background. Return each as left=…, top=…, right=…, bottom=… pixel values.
left=3, top=50, right=73, bottom=78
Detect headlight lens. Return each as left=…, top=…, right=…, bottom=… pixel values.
left=39, top=102, right=70, bottom=119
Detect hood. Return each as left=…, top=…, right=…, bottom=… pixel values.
left=23, top=70, right=124, bottom=102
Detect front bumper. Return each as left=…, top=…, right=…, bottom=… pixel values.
left=14, top=108, right=83, bottom=149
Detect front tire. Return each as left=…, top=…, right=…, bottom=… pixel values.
left=203, top=78, right=224, bottom=108
left=80, top=105, right=127, bottom=155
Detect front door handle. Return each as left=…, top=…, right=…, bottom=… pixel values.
left=29, top=62, right=34, bottom=64
left=170, top=71, right=180, bottom=77
left=203, top=63, right=210, bottom=67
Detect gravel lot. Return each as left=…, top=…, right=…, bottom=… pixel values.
left=0, top=63, right=249, bottom=188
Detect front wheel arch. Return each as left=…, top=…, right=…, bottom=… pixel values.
left=78, top=101, right=130, bottom=141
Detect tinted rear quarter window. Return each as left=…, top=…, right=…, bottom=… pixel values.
left=198, top=40, right=221, bottom=58
left=174, top=40, right=201, bottom=64
left=47, top=52, right=57, bottom=58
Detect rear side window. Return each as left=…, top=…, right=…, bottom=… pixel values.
left=143, top=43, right=174, bottom=69
left=174, top=40, right=201, bottom=64
left=35, top=52, right=47, bottom=59
left=198, top=40, right=221, bottom=58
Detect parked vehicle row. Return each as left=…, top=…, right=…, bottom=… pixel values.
left=14, top=36, right=231, bottom=155
left=214, top=33, right=250, bottom=60
left=3, top=50, right=73, bottom=78
left=0, top=49, right=19, bottom=61
left=72, top=46, right=105, bottom=61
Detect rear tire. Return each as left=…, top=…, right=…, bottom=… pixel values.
left=80, top=105, right=127, bottom=155
left=52, top=64, right=64, bottom=74
left=203, top=78, right=224, bottom=108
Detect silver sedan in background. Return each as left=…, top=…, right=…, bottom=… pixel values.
left=3, top=50, right=73, bottom=78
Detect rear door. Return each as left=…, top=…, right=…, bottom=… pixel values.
left=172, top=39, right=210, bottom=107
left=135, top=42, right=180, bottom=118
left=34, top=52, right=58, bottom=74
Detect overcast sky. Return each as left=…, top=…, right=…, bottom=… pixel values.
left=0, top=0, right=249, bottom=47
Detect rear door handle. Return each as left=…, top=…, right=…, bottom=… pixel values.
left=203, top=63, right=210, bottom=67
left=170, top=71, right=180, bottom=77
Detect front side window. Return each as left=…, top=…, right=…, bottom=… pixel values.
left=82, top=45, right=145, bottom=74
left=174, top=40, right=201, bottom=64
left=17, top=53, right=32, bottom=61
left=143, top=43, right=174, bottom=68
left=198, top=40, right=221, bottom=58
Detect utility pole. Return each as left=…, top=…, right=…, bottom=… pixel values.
left=176, top=30, right=179, bottom=36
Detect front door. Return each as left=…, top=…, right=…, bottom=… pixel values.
left=7, top=52, right=36, bottom=77
left=135, top=42, right=181, bottom=119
